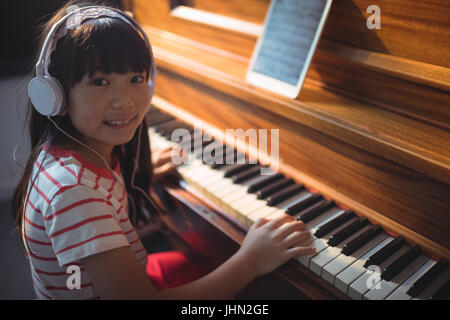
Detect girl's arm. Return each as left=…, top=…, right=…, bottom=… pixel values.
left=81, top=214, right=315, bottom=299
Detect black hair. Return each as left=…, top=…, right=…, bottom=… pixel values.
left=12, top=0, right=156, bottom=254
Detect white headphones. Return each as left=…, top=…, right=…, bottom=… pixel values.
left=27, top=5, right=156, bottom=116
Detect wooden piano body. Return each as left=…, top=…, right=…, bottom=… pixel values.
left=126, top=0, right=450, bottom=299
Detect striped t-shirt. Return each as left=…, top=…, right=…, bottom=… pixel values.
left=23, top=144, right=147, bottom=300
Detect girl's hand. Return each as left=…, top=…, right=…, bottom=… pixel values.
left=236, top=214, right=316, bottom=278
left=151, top=146, right=181, bottom=182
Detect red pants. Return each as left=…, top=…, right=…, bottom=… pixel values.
left=146, top=250, right=213, bottom=290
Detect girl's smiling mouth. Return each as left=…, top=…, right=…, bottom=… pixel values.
left=103, top=115, right=137, bottom=128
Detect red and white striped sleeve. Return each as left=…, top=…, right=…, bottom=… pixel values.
left=43, top=184, right=130, bottom=267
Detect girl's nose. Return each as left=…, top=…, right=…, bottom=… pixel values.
left=111, top=90, right=134, bottom=109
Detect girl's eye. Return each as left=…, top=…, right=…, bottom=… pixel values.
left=132, top=75, right=145, bottom=83
left=91, top=78, right=109, bottom=86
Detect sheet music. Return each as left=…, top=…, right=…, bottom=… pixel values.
left=253, top=0, right=328, bottom=86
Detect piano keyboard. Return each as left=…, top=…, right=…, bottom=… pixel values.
left=146, top=107, right=450, bottom=300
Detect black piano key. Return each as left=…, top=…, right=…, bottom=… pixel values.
left=231, top=165, right=262, bottom=183
left=430, top=278, right=450, bottom=300
left=223, top=163, right=256, bottom=177
left=297, top=199, right=335, bottom=223
left=363, top=236, right=406, bottom=268
left=183, top=137, right=215, bottom=154
left=210, top=148, right=235, bottom=168
left=314, top=210, right=356, bottom=238
left=247, top=173, right=284, bottom=193
left=164, top=125, right=196, bottom=139
left=341, top=225, right=383, bottom=256
left=196, top=141, right=223, bottom=160
left=381, top=245, right=422, bottom=281
left=327, top=217, right=369, bottom=247
left=256, top=178, right=295, bottom=199
left=266, top=184, right=305, bottom=206
left=286, top=193, right=323, bottom=215
left=148, top=113, right=174, bottom=126
left=155, top=119, right=179, bottom=132
left=406, top=259, right=448, bottom=298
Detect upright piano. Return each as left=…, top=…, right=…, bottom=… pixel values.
left=125, top=0, right=450, bottom=299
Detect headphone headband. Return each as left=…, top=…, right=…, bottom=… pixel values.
left=29, top=5, right=156, bottom=116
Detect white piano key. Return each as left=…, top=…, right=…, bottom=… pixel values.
left=334, top=237, right=394, bottom=294
left=363, top=253, right=429, bottom=300
left=216, top=175, right=267, bottom=219
left=386, top=258, right=437, bottom=300
left=246, top=191, right=310, bottom=225
left=309, top=225, right=374, bottom=276
left=321, top=233, right=389, bottom=285
left=413, top=268, right=450, bottom=300
left=220, top=175, right=278, bottom=212
left=347, top=245, right=411, bottom=300
left=296, top=216, right=361, bottom=267
left=179, top=161, right=214, bottom=187
left=297, top=207, right=345, bottom=234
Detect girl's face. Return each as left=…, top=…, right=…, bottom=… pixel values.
left=65, top=70, right=150, bottom=157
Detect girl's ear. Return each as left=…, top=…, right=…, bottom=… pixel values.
left=59, top=105, right=68, bottom=116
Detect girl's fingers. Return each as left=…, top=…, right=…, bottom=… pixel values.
left=152, top=146, right=172, bottom=153
left=283, top=230, right=312, bottom=247
left=153, top=162, right=177, bottom=178
left=274, top=220, right=307, bottom=239
left=286, top=246, right=316, bottom=258
left=253, top=217, right=270, bottom=228
left=265, top=213, right=294, bottom=229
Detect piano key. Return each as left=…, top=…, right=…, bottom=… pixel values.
left=314, top=210, right=356, bottom=238
left=347, top=244, right=411, bottom=300
left=363, top=236, right=406, bottom=268
left=309, top=224, right=374, bottom=276
left=334, top=236, right=394, bottom=294
left=285, top=193, right=323, bottom=215
left=364, top=253, right=429, bottom=300
left=297, top=199, right=335, bottom=223
left=246, top=190, right=313, bottom=226
left=147, top=113, right=174, bottom=126
left=219, top=175, right=279, bottom=216
left=305, top=209, right=347, bottom=236
left=386, top=259, right=437, bottom=300
left=321, top=232, right=389, bottom=286
left=265, top=207, right=344, bottom=250
left=247, top=173, right=284, bottom=193
left=381, top=245, right=422, bottom=281
left=430, top=278, right=450, bottom=300
left=223, top=163, right=257, bottom=178
left=228, top=179, right=304, bottom=225
left=296, top=216, right=361, bottom=268
left=256, top=178, right=295, bottom=199
left=241, top=190, right=318, bottom=225
left=341, top=225, right=383, bottom=256
left=266, top=184, right=305, bottom=206
left=154, top=119, right=179, bottom=132
left=406, top=258, right=447, bottom=298
left=231, top=165, right=262, bottom=183
left=414, top=268, right=450, bottom=300
left=327, top=217, right=369, bottom=246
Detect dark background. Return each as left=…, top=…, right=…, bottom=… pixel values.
left=0, top=0, right=123, bottom=77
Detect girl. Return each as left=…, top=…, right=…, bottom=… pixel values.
left=13, top=0, right=316, bottom=300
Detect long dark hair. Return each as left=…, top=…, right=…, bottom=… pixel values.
left=12, top=0, right=156, bottom=252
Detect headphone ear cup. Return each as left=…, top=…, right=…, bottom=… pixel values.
left=148, top=80, right=154, bottom=102
left=28, top=75, right=65, bottom=116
